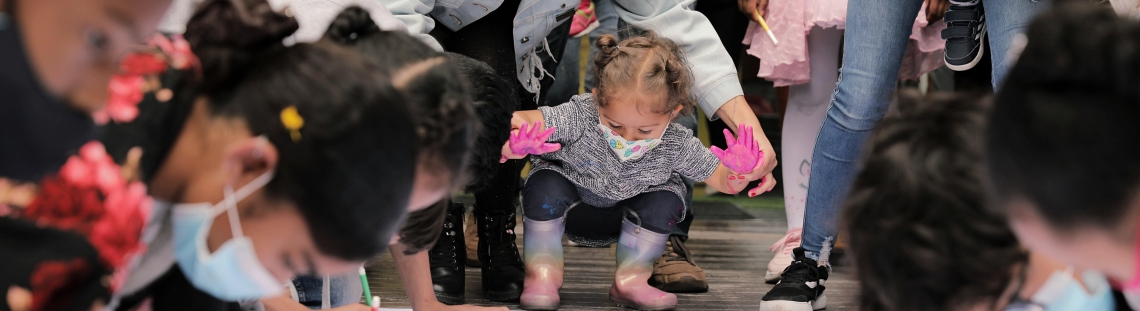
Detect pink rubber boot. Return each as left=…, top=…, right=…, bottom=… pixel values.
left=610, top=219, right=678, bottom=310
left=520, top=217, right=565, bottom=310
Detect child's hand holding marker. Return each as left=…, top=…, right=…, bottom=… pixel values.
left=752, top=8, right=778, bottom=45
left=501, top=121, right=561, bottom=162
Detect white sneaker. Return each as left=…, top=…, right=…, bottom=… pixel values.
left=765, top=228, right=802, bottom=283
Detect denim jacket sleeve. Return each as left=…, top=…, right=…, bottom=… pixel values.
left=612, top=0, right=745, bottom=120
left=381, top=0, right=446, bottom=51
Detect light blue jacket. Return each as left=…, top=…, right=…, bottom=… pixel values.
left=383, top=0, right=743, bottom=119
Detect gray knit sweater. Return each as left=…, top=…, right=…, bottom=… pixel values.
left=529, top=94, right=720, bottom=211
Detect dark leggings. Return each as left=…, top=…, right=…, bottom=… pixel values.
left=522, top=170, right=684, bottom=235
left=430, top=0, right=572, bottom=216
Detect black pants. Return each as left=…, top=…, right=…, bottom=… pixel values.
left=431, top=1, right=573, bottom=216
left=523, top=170, right=684, bottom=237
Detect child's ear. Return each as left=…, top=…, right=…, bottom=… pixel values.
left=672, top=105, right=684, bottom=117
left=591, top=88, right=598, bottom=98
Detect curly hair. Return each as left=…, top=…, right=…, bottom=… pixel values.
left=592, top=30, right=695, bottom=117
left=843, top=93, right=1027, bottom=311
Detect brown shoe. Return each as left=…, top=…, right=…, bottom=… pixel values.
left=464, top=211, right=480, bottom=267
left=649, top=235, right=709, bottom=293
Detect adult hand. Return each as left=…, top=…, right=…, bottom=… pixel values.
left=715, top=96, right=778, bottom=195
left=926, top=0, right=950, bottom=22
left=738, top=0, right=770, bottom=20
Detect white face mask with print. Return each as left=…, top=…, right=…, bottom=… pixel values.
left=597, top=123, right=665, bottom=162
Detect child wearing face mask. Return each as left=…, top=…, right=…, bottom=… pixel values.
left=986, top=3, right=1140, bottom=309
left=843, top=92, right=1116, bottom=311
left=500, top=31, right=770, bottom=311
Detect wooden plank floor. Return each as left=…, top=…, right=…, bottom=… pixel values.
left=365, top=208, right=859, bottom=310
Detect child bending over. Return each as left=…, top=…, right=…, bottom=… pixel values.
left=501, top=31, right=769, bottom=310
left=843, top=93, right=1115, bottom=311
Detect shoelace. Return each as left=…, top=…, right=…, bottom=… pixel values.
left=777, top=260, right=819, bottom=286
left=482, top=214, right=523, bottom=269
left=662, top=235, right=695, bottom=264
left=429, top=221, right=460, bottom=268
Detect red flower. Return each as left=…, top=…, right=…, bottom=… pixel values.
left=30, top=259, right=92, bottom=311
left=93, top=75, right=145, bottom=125
left=119, top=53, right=167, bottom=76
left=90, top=181, right=151, bottom=269
left=22, top=176, right=104, bottom=234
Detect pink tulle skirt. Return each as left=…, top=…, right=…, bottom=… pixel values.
left=744, top=1, right=946, bottom=86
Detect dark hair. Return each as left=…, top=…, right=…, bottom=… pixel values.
left=844, top=93, right=1026, bottom=311
left=184, top=0, right=418, bottom=261
left=323, top=7, right=514, bottom=254
left=987, top=4, right=1140, bottom=233
left=593, top=30, right=695, bottom=116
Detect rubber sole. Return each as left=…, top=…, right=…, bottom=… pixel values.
left=764, top=270, right=781, bottom=284
left=945, top=25, right=987, bottom=71
left=650, top=276, right=709, bottom=293
left=520, top=294, right=561, bottom=310
left=758, top=294, right=827, bottom=311
left=571, top=20, right=600, bottom=38
left=611, top=297, right=677, bottom=310
left=434, top=292, right=464, bottom=306
left=484, top=289, right=522, bottom=302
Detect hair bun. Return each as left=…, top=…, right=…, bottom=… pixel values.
left=185, top=0, right=298, bottom=50
left=185, top=0, right=299, bottom=95
left=324, top=7, right=380, bottom=43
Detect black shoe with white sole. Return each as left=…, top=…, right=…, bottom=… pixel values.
left=941, top=0, right=987, bottom=71
left=759, top=248, right=829, bottom=311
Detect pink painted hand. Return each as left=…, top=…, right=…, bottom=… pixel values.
left=711, top=124, right=762, bottom=174
left=500, top=121, right=562, bottom=163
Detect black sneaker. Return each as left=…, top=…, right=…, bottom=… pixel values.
left=759, top=248, right=829, bottom=311
left=941, top=0, right=987, bottom=71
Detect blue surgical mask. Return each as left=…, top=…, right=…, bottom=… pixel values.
left=1006, top=268, right=1115, bottom=311
left=171, top=172, right=284, bottom=301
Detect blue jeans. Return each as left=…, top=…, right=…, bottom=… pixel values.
left=292, top=274, right=363, bottom=309
left=800, top=0, right=1049, bottom=262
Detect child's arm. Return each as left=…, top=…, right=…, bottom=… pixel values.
left=703, top=164, right=753, bottom=195
left=390, top=244, right=509, bottom=311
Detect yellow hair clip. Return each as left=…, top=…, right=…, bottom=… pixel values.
left=280, top=106, right=304, bottom=142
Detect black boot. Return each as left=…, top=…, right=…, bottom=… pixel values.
left=429, top=203, right=467, bottom=305
left=475, top=206, right=525, bottom=302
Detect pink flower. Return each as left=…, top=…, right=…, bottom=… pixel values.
left=149, top=34, right=198, bottom=70
left=60, top=142, right=125, bottom=194
left=93, top=75, right=144, bottom=124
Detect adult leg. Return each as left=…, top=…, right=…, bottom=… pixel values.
left=519, top=170, right=583, bottom=310
left=544, top=33, right=581, bottom=106
left=984, top=0, right=1050, bottom=88
left=429, top=0, right=528, bottom=302
left=799, top=0, right=922, bottom=265
left=761, top=1, right=922, bottom=310
left=610, top=191, right=685, bottom=310
left=765, top=26, right=842, bottom=283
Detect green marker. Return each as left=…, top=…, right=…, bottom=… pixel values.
left=359, top=266, right=373, bottom=303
